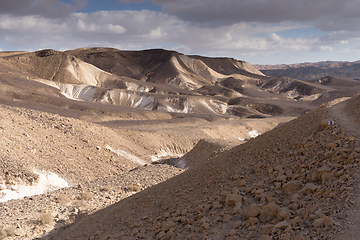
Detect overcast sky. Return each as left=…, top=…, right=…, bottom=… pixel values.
left=0, top=0, right=359, bottom=64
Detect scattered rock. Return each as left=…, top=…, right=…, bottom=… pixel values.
left=283, top=181, right=302, bottom=195
left=244, top=204, right=261, bottom=219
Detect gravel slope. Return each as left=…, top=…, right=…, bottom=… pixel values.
left=43, top=96, right=360, bottom=240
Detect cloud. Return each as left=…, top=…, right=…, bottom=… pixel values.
left=0, top=4, right=359, bottom=64
left=118, top=0, right=146, bottom=2
left=150, top=0, right=360, bottom=32
left=0, top=0, right=88, bottom=18
left=0, top=10, right=321, bottom=56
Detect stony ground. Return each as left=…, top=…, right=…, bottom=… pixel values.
left=40, top=96, right=360, bottom=240
left=0, top=164, right=184, bottom=239
left=0, top=49, right=359, bottom=240
left=0, top=101, right=292, bottom=240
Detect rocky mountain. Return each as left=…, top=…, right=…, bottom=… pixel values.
left=0, top=48, right=359, bottom=239
left=3, top=47, right=359, bottom=120
left=255, top=60, right=360, bottom=80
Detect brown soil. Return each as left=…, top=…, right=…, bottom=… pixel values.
left=0, top=48, right=359, bottom=240
left=43, top=96, right=360, bottom=240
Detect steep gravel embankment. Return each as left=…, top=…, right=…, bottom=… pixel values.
left=44, top=96, right=360, bottom=240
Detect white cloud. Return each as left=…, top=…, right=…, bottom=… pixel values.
left=154, top=0, right=360, bottom=32
left=0, top=15, right=68, bottom=33
left=107, top=24, right=127, bottom=34
left=267, top=33, right=282, bottom=42
left=0, top=7, right=359, bottom=64
left=319, top=45, right=333, bottom=51
left=0, top=0, right=87, bottom=18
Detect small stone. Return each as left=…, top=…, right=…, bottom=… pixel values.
left=313, top=218, right=325, bottom=228
left=294, top=234, right=306, bottom=240
left=291, top=194, right=300, bottom=203
left=259, top=235, right=272, bottom=240
left=245, top=232, right=254, bottom=239
left=291, top=216, right=301, bottom=225
left=305, top=183, right=318, bottom=192
left=233, top=220, right=243, bottom=229
left=262, top=224, right=274, bottom=234
left=283, top=181, right=302, bottom=195
left=223, top=214, right=232, bottom=223
left=323, top=216, right=334, bottom=226
left=278, top=207, right=291, bottom=220
left=228, top=229, right=237, bottom=236
left=274, top=220, right=289, bottom=229
left=274, top=165, right=283, bottom=172
left=321, top=172, right=334, bottom=184
left=231, top=174, right=240, bottom=180
left=317, top=165, right=331, bottom=173
left=260, top=202, right=279, bottom=222
left=244, top=204, right=261, bottom=219
left=276, top=175, right=287, bottom=182
left=248, top=217, right=259, bottom=226
left=161, top=221, right=175, bottom=232
left=226, top=193, right=242, bottom=206
left=156, top=231, right=166, bottom=240
left=231, top=202, right=242, bottom=215
left=201, top=222, right=210, bottom=229
left=311, top=171, right=319, bottom=182
left=239, top=179, right=247, bottom=187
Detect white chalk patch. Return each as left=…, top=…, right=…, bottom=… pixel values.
left=151, top=149, right=184, bottom=162
left=248, top=130, right=259, bottom=138
left=0, top=171, right=68, bottom=202
left=106, top=145, right=147, bottom=166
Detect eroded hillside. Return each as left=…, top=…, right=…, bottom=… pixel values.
left=0, top=48, right=359, bottom=239
left=44, top=94, right=360, bottom=240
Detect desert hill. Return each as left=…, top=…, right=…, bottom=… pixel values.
left=255, top=60, right=360, bottom=81
left=2, top=48, right=359, bottom=119
left=44, top=93, right=360, bottom=240
left=0, top=48, right=359, bottom=239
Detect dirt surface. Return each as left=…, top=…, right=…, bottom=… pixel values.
left=329, top=96, right=360, bottom=240
left=42, top=96, right=360, bottom=240
left=0, top=102, right=292, bottom=240
left=0, top=164, right=184, bottom=239
left=0, top=48, right=359, bottom=239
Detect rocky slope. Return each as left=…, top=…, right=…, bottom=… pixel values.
left=3, top=48, right=358, bottom=120
left=0, top=48, right=359, bottom=239
left=43, top=94, right=360, bottom=240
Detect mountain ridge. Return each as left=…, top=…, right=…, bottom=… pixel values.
left=255, top=60, right=360, bottom=80
left=0, top=47, right=359, bottom=239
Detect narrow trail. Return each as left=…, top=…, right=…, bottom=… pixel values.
left=329, top=98, right=360, bottom=240
left=329, top=98, right=360, bottom=139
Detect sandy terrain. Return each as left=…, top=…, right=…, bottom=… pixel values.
left=0, top=48, right=358, bottom=239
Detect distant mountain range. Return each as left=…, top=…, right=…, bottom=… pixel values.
left=255, top=60, right=360, bottom=80
left=1, top=48, right=359, bottom=121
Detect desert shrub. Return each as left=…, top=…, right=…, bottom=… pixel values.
left=126, top=184, right=141, bottom=192
left=39, top=211, right=53, bottom=225
left=4, top=227, right=15, bottom=237
left=100, top=186, right=112, bottom=192
left=56, top=194, right=70, bottom=205
left=74, top=200, right=88, bottom=208
left=0, top=229, right=8, bottom=239
left=80, top=192, right=93, bottom=201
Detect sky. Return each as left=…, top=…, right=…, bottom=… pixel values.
left=0, top=0, right=360, bottom=64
